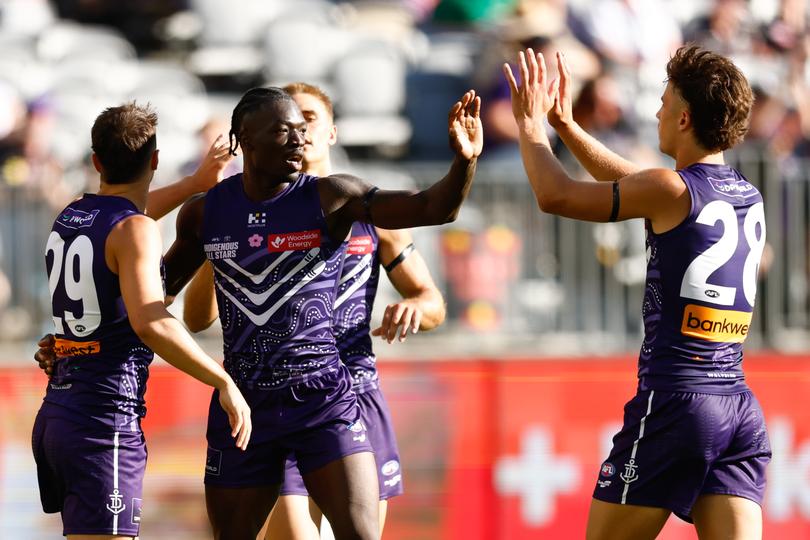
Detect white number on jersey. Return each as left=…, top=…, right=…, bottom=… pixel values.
left=680, top=201, right=766, bottom=308
left=46, top=231, right=101, bottom=336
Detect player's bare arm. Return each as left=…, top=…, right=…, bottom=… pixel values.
left=505, top=49, right=690, bottom=231
left=110, top=213, right=251, bottom=449
left=183, top=261, right=218, bottom=332
left=317, top=90, right=482, bottom=238
left=546, top=51, right=640, bottom=181
left=372, top=227, right=446, bottom=343
left=145, top=135, right=232, bottom=220
left=163, top=195, right=208, bottom=297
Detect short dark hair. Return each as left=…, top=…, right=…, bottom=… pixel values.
left=91, top=102, right=158, bottom=184
left=229, top=87, right=295, bottom=156
left=283, top=82, right=334, bottom=119
left=666, top=45, right=753, bottom=152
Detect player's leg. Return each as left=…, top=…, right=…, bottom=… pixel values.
left=263, top=495, right=321, bottom=540
left=378, top=500, right=388, bottom=535
left=302, top=451, right=380, bottom=540
left=356, top=388, right=402, bottom=536
left=263, top=455, right=321, bottom=540
left=692, top=494, right=762, bottom=540
left=586, top=499, right=670, bottom=540
left=205, top=484, right=280, bottom=539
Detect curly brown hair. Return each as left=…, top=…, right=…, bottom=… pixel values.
left=666, top=45, right=753, bottom=152
left=91, top=102, right=158, bottom=184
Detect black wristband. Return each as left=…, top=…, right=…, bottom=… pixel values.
left=384, top=243, right=415, bottom=273
left=363, top=187, right=379, bottom=224
left=608, top=181, right=620, bottom=222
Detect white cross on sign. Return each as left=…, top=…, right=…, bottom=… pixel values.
left=494, top=426, right=580, bottom=526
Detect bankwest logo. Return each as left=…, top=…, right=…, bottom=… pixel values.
left=268, top=230, right=321, bottom=252
left=681, top=304, right=752, bottom=343
left=54, top=338, right=101, bottom=356
left=347, top=235, right=374, bottom=255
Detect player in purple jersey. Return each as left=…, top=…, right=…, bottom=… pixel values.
left=181, top=82, right=447, bottom=540
left=32, top=102, right=251, bottom=540
left=157, top=86, right=480, bottom=540
left=505, top=46, right=769, bottom=539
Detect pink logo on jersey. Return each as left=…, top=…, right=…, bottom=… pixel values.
left=248, top=234, right=263, bottom=248
left=347, top=235, right=374, bottom=255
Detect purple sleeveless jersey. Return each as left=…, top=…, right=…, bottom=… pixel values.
left=639, top=163, right=766, bottom=394
left=333, top=222, right=381, bottom=392
left=44, top=194, right=152, bottom=430
left=202, top=173, right=347, bottom=389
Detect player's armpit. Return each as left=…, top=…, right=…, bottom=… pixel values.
left=183, top=261, right=219, bottom=332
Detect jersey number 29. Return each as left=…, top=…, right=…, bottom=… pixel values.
left=46, top=231, right=101, bottom=336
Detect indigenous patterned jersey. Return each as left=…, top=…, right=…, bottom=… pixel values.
left=44, top=194, right=152, bottom=430
left=333, top=222, right=381, bottom=392
left=639, top=163, right=766, bottom=393
left=202, top=173, right=347, bottom=389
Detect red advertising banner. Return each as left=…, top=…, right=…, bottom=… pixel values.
left=2, top=354, right=810, bottom=538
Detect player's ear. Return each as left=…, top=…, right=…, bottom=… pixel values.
left=328, top=123, right=337, bottom=146
left=91, top=153, right=103, bottom=173
left=679, top=108, right=691, bottom=132
left=150, top=149, right=159, bottom=171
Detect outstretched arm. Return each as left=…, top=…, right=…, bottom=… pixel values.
left=146, top=136, right=232, bottom=220
left=109, top=214, right=251, bottom=450
left=504, top=48, right=688, bottom=229
left=547, top=52, right=640, bottom=181
left=320, top=91, right=483, bottom=234
left=371, top=228, right=446, bottom=343
left=183, top=261, right=219, bottom=332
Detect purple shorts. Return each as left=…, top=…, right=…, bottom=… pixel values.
left=205, top=365, right=374, bottom=487
left=280, top=386, right=403, bottom=500
left=593, top=389, right=771, bottom=521
left=32, top=404, right=146, bottom=536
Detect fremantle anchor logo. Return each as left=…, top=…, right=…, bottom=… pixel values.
left=619, top=459, right=639, bottom=484
left=106, top=489, right=126, bottom=514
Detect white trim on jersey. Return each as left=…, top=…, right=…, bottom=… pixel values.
left=334, top=261, right=374, bottom=309
left=223, top=249, right=293, bottom=285
left=214, top=248, right=320, bottom=305
left=339, top=254, right=373, bottom=286
left=215, top=260, right=327, bottom=326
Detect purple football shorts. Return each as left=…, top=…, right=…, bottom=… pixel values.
left=204, top=365, right=373, bottom=487
left=280, top=386, right=403, bottom=499
left=593, top=389, right=771, bottom=521
left=32, top=404, right=146, bottom=536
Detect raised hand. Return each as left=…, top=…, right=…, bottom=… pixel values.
left=548, top=51, right=573, bottom=130
left=448, top=90, right=483, bottom=160
left=503, top=49, right=559, bottom=135
left=187, top=135, right=233, bottom=192
left=371, top=299, right=423, bottom=343
left=218, top=379, right=252, bottom=451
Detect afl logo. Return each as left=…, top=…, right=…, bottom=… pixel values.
left=600, top=462, right=616, bottom=477
left=381, top=460, right=400, bottom=476
left=704, top=289, right=720, bottom=299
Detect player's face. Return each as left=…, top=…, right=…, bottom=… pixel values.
left=656, top=81, right=688, bottom=158
left=292, top=92, right=336, bottom=170
left=240, top=100, right=306, bottom=178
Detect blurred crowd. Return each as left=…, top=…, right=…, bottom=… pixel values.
left=1, top=0, right=809, bottom=341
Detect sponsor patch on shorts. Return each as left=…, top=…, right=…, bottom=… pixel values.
left=205, top=447, right=222, bottom=476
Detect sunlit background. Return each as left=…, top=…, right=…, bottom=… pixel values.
left=2, top=0, right=810, bottom=538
